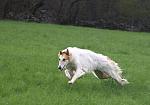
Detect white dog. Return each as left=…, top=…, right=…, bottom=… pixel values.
left=58, top=47, right=129, bottom=86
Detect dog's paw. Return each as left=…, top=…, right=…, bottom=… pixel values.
left=68, top=81, right=73, bottom=84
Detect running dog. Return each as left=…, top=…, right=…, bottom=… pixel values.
left=58, top=47, right=129, bottom=86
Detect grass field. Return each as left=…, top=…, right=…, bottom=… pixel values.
left=0, top=20, right=150, bottom=105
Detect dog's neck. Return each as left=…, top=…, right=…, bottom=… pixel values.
left=66, top=61, right=76, bottom=71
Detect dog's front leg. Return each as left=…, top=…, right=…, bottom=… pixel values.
left=64, top=69, right=75, bottom=80
left=64, top=69, right=72, bottom=80
left=68, top=69, right=85, bottom=84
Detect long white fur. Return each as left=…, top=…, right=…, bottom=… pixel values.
left=59, top=47, right=129, bottom=85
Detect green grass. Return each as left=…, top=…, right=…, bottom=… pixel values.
left=0, top=20, right=150, bottom=105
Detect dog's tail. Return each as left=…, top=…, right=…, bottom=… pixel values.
left=109, top=59, right=123, bottom=77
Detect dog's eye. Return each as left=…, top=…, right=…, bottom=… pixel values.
left=62, top=58, right=66, bottom=61
left=58, top=58, right=60, bottom=61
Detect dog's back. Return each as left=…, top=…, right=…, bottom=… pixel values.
left=65, top=47, right=109, bottom=71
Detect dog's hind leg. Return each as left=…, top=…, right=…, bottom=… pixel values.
left=107, top=70, right=129, bottom=86
left=92, top=71, right=99, bottom=79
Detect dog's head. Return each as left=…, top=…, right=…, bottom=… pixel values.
left=57, top=49, right=70, bottom=71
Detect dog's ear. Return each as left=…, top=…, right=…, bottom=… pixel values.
left=59, top=51, right=62, bottom=55
left=66, top=49, right=69, bottom=55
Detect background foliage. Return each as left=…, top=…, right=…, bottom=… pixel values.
left=0, top=0, right=150, bottom=31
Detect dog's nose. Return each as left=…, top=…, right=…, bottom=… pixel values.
left=58, top=66, right=61, bottom=70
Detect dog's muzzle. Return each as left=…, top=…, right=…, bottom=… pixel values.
left=58, top=66, right=62, bottom=70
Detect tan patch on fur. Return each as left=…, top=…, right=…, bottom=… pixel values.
left=94, top=70, right=110, bottom=79
left=58, top=50, right=70, bottom=60
left=62, top=53, right=69, bottom=60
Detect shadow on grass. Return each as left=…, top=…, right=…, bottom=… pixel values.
left=61, top=78, right=149, bottom=98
